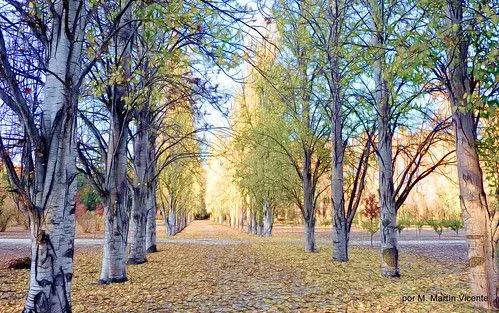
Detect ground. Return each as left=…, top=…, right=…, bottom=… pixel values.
left=0, top=221, right=481, bottom=312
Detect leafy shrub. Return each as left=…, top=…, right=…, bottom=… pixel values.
left=427, top=219, right=444, bottom=239
left=194, top=212, right=211, bottom=220
left=395, top=222, right=405, bottom=235
left=396, top=218, right=412, bottom=234
left=0, top=194, right=16, bottom=232
left=413, top=219, right=425, bottom=237
left=319, top=218, right=332, bottom=227
left=442, top=218, right=464, bottom=235
left=360, top=218, right=380, bottom=246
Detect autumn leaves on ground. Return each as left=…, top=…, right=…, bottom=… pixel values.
left=0, top=220, right=478, bottom=313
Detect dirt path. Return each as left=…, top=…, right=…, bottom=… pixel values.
left=0, top=220, right=467, bottom=265
left=0, top=220, right=480, bottom=313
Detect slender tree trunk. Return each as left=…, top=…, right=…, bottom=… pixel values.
left=304, top=218, right=316, bottom=252
left=372, top=8, right=399, bottom=277
left=128, top=120, right=149, bottom=264
left=247, top=208, right=253, bottom=233
left=99, top=1, right=133, bottom=284
left=327, top=0, right=348, bottom=263
left=303, top=150, right=317, bottom=252
left=161, top=205, right=169, bottom=235
left=263, top=202, right=273, bottom=237
left=251, top=209, right=257, bottom=234
left=329, top=63, right=347, bottom=260
left=23, top=1, right=83, bottom=311
left=167, top=207, right=176, bottom=236
left=445, top=1, right=498, bottom=308
left=146, top=188, right=157, bottom=253
left=377, top=87, right=399, bottom=277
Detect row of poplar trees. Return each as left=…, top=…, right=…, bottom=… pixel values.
left=230, top=0, right=497, bottom=310
left=0, top=0, right=250, bottom=312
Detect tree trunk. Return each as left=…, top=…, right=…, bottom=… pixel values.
left=263, top=202, right=273, bottom=237
left=99, top=195, right=128, bottom=284
left=99, top=1, right=133, bottom=284
left=25, top=133, right=77, bottom=313
left=372, top=9, right=399, bottom=277
left=250, top=209, right=257, bottom=234
left=446, top=0, right=498, bottom=308
left=161, top=205, right=169, bottom=235
left=304, top=218, right=316, bottom=252
left=247, top=208, right=253, bottom=233
left=128, top=121, right=149, bottom=264
left=23, top=0, right=83, bottom=311
left=330, top=70, right=347, bottom=260
left=326, top=0, right=349, bottom=263
left=303, top=150, right=317, bottom=252
left=99, top=111, right=130, bottom=283
left=167, top=208, right=176, bottom=236
left=128, top=189, right=147, bottom=264
left=145, top=192, right=157, bottom=253
left=377, top=90, right=399, bottom=277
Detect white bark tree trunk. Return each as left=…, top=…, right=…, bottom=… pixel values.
left=99, top=1, right=133, bottom=284
left=445, top=0, right=498, bottom=308
left=328, top=0, right=348, bottom=262
left=100, top=195, right=128, bottom=284
left=128, top=119, right=149, bottom=264
left=167, top=208, right=176, bottom=236
left=372, top=6, right=399, bottom=277
left=250, top=209, right=257, bottom=234
left=23, top=0, right=84, bottom=311
left=263, top=202, right=273, bottom=237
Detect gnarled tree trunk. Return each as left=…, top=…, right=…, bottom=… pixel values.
left=100, top=194, right=128, bottom=284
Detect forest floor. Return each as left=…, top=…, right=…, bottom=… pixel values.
left=0, top=220, right=481, bottom=313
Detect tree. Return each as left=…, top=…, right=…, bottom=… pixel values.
left=351, top=0, right=456, bottom=277
left=264, top=0, right=332, bottom=252
left=361, top=193, right=380, bottom=246
left=431, top=0, right=498, bottom=308
left=78, top=0, right=135, bottom=283
left=0, top=0, right=87, bottom=310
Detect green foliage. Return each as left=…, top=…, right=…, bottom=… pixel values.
left=77, top=175, right=101, bottom=212
left=395, top=222, right=406, bottom=235
left=361, top=218, right=380, bottom=234
left=0, top=165, right=16, bottom=232
left=360, top=218, right=380, bottom=246
left=442, top=218, right=464, bottom=235
left=427, top=220, right=444, bottom=239
left=413, top=219, right=426, bottom=236
left=396, top=213, right=413, bottom=234
left=319, top=219, right=332, bottom=227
